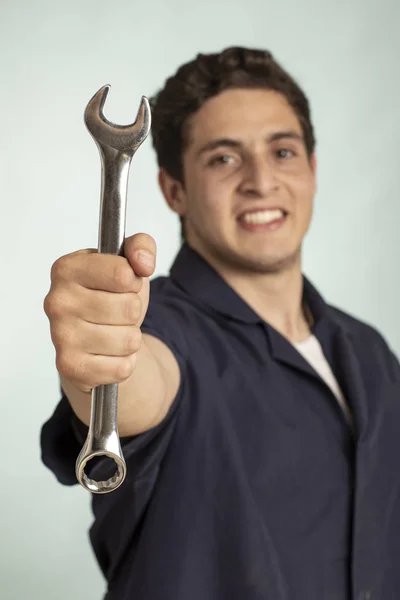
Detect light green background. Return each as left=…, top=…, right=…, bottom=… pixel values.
left=1, top=0, right=399, bottom=598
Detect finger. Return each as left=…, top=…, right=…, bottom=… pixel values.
left=74, top=322, right=143, bottom=357
left=51, top=251, right=143, bottom=294
left=56, top=351, right=137, bottom=390
left=124, top=233, right=157, bottom=278
left=78, top=287, right=143, bottom=326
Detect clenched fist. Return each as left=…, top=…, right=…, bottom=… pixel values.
left=43, top=233, right=156, bottom=393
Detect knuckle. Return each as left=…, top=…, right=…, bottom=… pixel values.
left=56, top=351, right=89, bottom=383
left=125, top=327, right=142, bottom=353
left=113, top=263, right=134, bottom=290
left=74, top=357, right=93, bottom=386
left=115, top=357, right=134, bottom=381
left=125, top=294, right=141, bottom=323
left=55, top=351, right=75, bottom=378
left=43, top=293, right=53, bottom=317
left=57, top=352, right=93, bottom=387
left=43, top=290, right=66, bottom=319
left=50, top=256, right=70, bottom=282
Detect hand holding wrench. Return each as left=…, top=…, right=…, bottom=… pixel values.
left=75, top=85, right=151, bottom=494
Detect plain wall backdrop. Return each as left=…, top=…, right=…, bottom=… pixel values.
left=1, top=0, right=399, bottom=598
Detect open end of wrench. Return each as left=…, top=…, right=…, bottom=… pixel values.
left=84, top=85, right=151, bottom=151
left=76, top=452, right=126, bottom=494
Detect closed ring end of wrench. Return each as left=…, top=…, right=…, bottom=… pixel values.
left=76, top=442, right=127, bottom=494
left=75, top=384, right=127, bottom=494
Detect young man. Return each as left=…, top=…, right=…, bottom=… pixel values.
left=41, top=47, right=400, bottom=599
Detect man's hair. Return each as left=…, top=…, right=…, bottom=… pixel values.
left=150, top=46, right=316, bottom=240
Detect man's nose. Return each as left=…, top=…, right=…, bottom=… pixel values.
left=239, top=155, right=278, bottom=197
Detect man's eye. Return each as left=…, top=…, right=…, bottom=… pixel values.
left=208, top=154, right=236, bottom=167
left=276, top=148, right=296, bottom=159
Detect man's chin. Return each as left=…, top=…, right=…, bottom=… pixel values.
left=187, top=234, right=301, bottom=275
left=213, top=246, right=301, bottom=275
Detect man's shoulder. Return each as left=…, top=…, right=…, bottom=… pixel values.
left=328, top=303, right=385, bottom=340
left=148, top=274, right=202, bottom=315
left=144, top=274, right=203, bottom=335
left=326, top=303, right=398, bottom=364
left=149, top=274, right=191, bottom=304
left=148, top=274, right=170, bottom=293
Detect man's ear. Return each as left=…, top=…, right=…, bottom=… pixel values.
left=310, top=153, right=317, bottom=175
left=158, top=169, right=187, bottom=216
left=310, top=153, right=317, bottom=194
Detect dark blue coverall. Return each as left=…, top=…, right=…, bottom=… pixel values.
left=41, top=243, right=400, bottom=600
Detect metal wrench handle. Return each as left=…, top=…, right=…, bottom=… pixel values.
left=75, top=86, right=151, bottom=494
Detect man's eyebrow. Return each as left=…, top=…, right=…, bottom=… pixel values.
left=267, top=131, right=304, bottom=143
left=196, top=131, right=304, bottom=157
left=196, top=138, right=241, bottom=157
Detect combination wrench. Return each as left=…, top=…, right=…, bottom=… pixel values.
left=75, top=85, right=151, bottom=494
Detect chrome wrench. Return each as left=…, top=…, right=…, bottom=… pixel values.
left=75, top=85, right=151, bottom=494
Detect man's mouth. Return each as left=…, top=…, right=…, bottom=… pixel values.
left=237, top=208, right=288, bottom=231
left=239, top=208, right=287, bottom=225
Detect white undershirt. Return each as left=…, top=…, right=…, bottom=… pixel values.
left=293, top=334, right=353, bottom=428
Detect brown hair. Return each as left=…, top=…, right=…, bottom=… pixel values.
left=150, top=46, right=316, bottom=238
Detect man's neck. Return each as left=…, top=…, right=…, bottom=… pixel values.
left=224, top=268, right=311, bottom=344
left=191, top=244, right=312, bottom=344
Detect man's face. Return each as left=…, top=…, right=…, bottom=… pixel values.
left=176, top=88, right=316, bottom=274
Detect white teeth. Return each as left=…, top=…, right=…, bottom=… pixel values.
left=241, top=209, right=285, bottom=225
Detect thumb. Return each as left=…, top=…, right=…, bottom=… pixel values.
left=124, top=232, right=157, bottom=278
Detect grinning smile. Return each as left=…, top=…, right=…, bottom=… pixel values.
left=237, top=208, right=288, bottom=231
